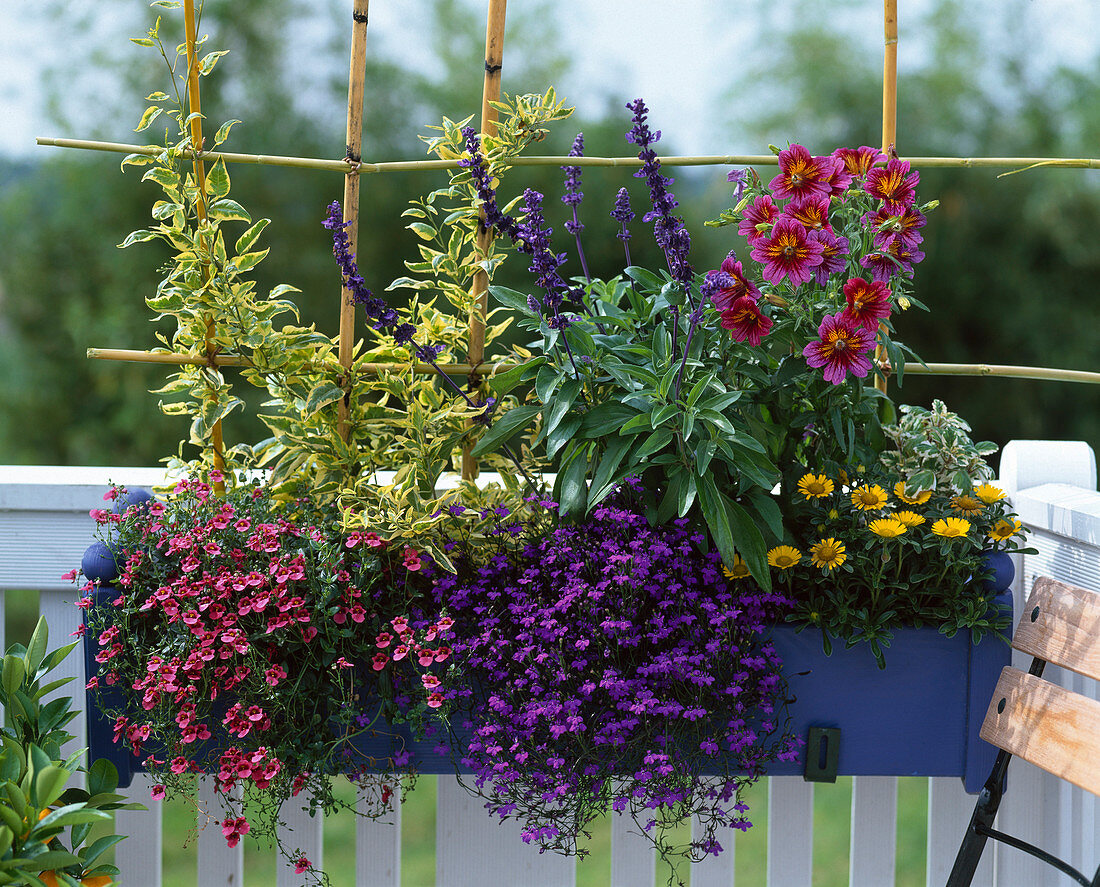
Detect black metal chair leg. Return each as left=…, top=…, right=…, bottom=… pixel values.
left=946, top=751, right=1011, bottom=887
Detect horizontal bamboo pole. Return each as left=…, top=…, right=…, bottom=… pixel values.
left=38, top=137, right=1100, bottom=173
left=902, top=363, right=1100, bottom=384
left=88, top=348, right=516, bottom=377
left=90, top=348, right=1100, bottom=385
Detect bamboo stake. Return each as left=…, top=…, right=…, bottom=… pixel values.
left=37, top=138, right=1100, bottom=173
left=337, top=0, right=370, bottom=442
left=901, top=363, right=1100, bottom=385
left=875, top=0, right=899, bottom=396
left=87, top=347, right=1100, bottom=385
left=462, top=0, right=508, bottom=482
left=183, top=0, right=225, bottom=491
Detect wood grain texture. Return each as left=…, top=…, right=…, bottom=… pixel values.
left=1014, top=576, right=1100, bottom=681
left=981, top=666, right=1100, bottom=797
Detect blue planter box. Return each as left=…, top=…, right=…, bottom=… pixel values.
left=85, top=590, right=1010, bottom=793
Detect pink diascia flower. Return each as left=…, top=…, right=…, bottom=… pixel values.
left=768, top=144, right=835, bottom=201
left=719, top=297, right=773, bottom=347
left=294, top=857, right=311, bottom=875
left=841, top=277, right=892, bottom=331
left=803, top=311, right=877, bottom=385
left=750, top=217, right=825, bottom=286
left=864, top=157, right=920, bottom=213
left=737, top=194, right=779, bottom=245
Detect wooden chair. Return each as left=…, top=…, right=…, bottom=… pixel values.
left=947, top=576, right=1100, bottom=886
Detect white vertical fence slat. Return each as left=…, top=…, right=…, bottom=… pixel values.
left=849, top=776, right=898, bottom=886
left=276, top=795, right=325, bottom=887
left=357, top=782, right=401, bottom=887
left=688, top=814, right=735, bottom=887
left=435, top=775, right=576, bottom=887
left=115, top=773, right=164, bottom=886
left=197, top=779, right=244, bottom=887
left=765, top=777, right=813, bottom=887
left=926, top=778, right=993, bottom=887
left=609, top=812, right=655, bottom=887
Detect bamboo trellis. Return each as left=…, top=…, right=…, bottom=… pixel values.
left=38, top=0, right=1100, bottom=483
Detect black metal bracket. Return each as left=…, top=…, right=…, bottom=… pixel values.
left=803, top=725, right=840, bottom=783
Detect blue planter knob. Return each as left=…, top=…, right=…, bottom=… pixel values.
left=981, top=549, right=1015, bottom=594
left=112, top=487, right=154, bottom=515
left=82, top=541, right=120, bottom=584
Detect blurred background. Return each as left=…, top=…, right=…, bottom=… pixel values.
left=0, top=0, right=1098, bottom=468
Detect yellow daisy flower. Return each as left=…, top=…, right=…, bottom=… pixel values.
left=767, top=546, right=802, bottom=570
left=868, top=518, right=907, bottom=538
left=797, top=473, right=834, bottom=499
left=722, top=555, right=751, bottom=580
left=809, top=538, right=846, bottom=571
left=975, top=484, right=1006, bottom=505
left=951, top=494, right=984, bottom=516
left=931, top=517, right=971, bottom=538
left=894, top=510, right=925, bottom=527
left=989, top=518, right=1023, bottom=541
left=893, top=482, right=932, bottom=505
left=850, top=484, right=888, bottom=511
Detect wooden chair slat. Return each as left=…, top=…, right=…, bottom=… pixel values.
left=1013, top=576, right=1100, bottom=681
left=979, top=666, right=1100, bottom=798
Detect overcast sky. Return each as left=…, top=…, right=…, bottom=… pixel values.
left=1, top=0, right=1097, bottom=159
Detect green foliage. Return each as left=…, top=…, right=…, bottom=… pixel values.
left=881, top=399, right=998, bottom=494
left=0, top=619, right=137, bottom=886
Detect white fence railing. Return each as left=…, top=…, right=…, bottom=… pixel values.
left=0, top=445, right=1096, bottom=887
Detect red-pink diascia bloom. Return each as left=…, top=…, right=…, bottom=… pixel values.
left=864, top=158, right=920, bottom=213
left=841, top=277, right=892, bottom=331
left=833, top=146, right=885, bottom=177
left=803, top=311, right=877, bottom=384
left=738, top=195, right=779, bottom=244
left=705, top=252, right=762, bottom=311
left=719, top=296, right=774, bottom=346
left=750, top=217, right=825, bottom=286
left=768, top=144, right=834, bottom=201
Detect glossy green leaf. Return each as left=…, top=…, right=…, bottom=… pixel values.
left=469, top=405, right=540, bottom=457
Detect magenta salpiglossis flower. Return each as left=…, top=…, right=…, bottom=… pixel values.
left=720, top=296, right=774, bottom=346
left=809, top=229, right=850, bottom=286
left=841, top=277, right=892, bottom=331
left=705, top=251, right=762, bottom=311
left=823, top=155, right=853, bottom=198
left=768, top=144, right=835, bottom=201
left=738, top=194, right=780, bottom=245
left=863, top=204, right=927, bottom=249
left=750, top=216, right=825, bottom=286
left=785, top=195, right=832, bottom=233
left=864, top=157, right=920, bottom=213
left=833, top=145, right=885, bottom=177
left=859, top=238, right=926, bottom=282
left=803, top=311, right=877, bottom=384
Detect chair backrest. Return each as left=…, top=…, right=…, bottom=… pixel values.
left=979, top=576, right=1100, bottom=798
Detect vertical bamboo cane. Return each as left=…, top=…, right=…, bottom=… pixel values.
left=876, top=0, right=899, bottom=395
left=183, top=0, right=226, bottom=493
left=337, top=1, right=370, bottom=442
left=462, top=0, right=508, bottom=481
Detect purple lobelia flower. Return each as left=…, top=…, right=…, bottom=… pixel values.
left=430, top=489, right=800, bottom=863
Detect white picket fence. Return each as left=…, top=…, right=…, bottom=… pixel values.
left=0, top=442, right=1097, bottom=887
